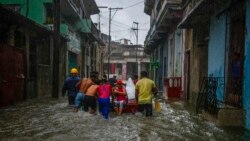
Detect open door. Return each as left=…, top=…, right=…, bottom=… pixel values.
left=0, top=44, right=24, bottom=107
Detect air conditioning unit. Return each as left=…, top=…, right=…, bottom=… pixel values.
left=47, top=24, right=54, bottom=31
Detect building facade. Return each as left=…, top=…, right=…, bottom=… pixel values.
left=144, top=0, right=250, bottom=129
left=0, top=0, right=101, bottom=101
left=103, top=39, right=150, bottom=80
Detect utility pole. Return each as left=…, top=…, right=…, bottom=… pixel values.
left=52, top=0, right=60, bottom=98
left=98, top=6, right=108, bottom=31
left=107, top=7, right=123, bottom=79
left=97, top=6, right=107, bottom=78
left=132, top=22, right=139, bottom=75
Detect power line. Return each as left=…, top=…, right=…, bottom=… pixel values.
left=123, top=1, right=144, bottom=10
left=100, top=16, right=130, bottom=29
left=101, top=0, right=144, bottom=13
left=101, top=15, right=132, bottom=28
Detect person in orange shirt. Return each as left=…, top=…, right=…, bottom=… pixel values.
left=83, top=81, right=99, bottom=114
left=74, top=73, right=97, bottom=112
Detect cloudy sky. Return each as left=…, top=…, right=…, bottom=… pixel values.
left=91, top=0, right=150, bottom=45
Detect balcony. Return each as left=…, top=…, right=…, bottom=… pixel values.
left=144, top=0, right=182, bottom=50
left=155, top=0, right=182, bottom=31
left=74, top=19, right=100, bottom=41
left=178, top=0, right=228, bottom=28
left=61, top=0, right=82, bottom=20
left=144, top=0, right=155, bottom=15
left=82, top=0, right=100, bottom=17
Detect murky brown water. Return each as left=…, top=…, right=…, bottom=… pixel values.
left=0, top=97, right=248, bottom=141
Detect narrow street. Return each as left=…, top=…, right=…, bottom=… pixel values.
left=0, top=97, right=248, bottom=141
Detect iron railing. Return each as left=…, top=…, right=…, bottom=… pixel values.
left=196, top=77, right=220, bottom=115
left=196, top=76, right=242, bottom=116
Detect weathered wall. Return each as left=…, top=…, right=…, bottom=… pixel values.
left=189, top=26, right=208, bottom=105
left=174, top=29, right=183, bottom=77
left=37, top=36, right=53, bottom=98
left=167, top=33, right=174, bottom=77
left=208, top=12, right=227, bottom=101
left=243, top=0, right=250, bottom=130
left=162, top=37, right=168, bottom=79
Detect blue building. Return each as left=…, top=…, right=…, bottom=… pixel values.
left=179, top=0, right=250, bottom=129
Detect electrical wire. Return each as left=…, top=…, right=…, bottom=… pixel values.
left=100, top=16, right=131, bottom=29
left=122, top=0, right=144, bottom=10
left=101, top=15, right=132, bottom=28
left=101, top=0, right=144, bottom=13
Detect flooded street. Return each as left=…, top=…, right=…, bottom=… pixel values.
left=0, top=98, right=248, bottom=141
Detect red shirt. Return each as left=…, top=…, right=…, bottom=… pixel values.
left=115, top=87, right=126, bottom=101
left=97, top=84, right=112, bottom=99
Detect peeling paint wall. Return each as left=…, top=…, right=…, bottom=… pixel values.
left=208, top=12, right=227, bottom=101
left=189, top=26, right=209, bottom=105
left=174, top=29, right=183, bottom=77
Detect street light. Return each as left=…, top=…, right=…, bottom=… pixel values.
left=107, top=7, right=123, bottom=79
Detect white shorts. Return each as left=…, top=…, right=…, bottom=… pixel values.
left=114, top=100, right=126, bottom=108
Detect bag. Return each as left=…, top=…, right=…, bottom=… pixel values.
left=154, top=99, right=161, bottom=112
left=126, top=78, right=135, bottom=100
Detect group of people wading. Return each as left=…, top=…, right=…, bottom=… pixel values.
left=62, top=68, right=157, bottom=119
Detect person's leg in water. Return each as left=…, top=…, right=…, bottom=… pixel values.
left=99, top=98, right=110, bottom=119
left=89, top=96, right=97, bottom=114
left=145, top=104, right=153, bottom=117
left=114, top=101, right=119, bottom=115
left=83, top=95, right=89, bottom=112
left=137, top=104, right=145, bottom=115
left=68, top=95, right=75, bottom=105
left=118, top=101, right=125, bottom=116
left=74, top=92, right=84, bottom=112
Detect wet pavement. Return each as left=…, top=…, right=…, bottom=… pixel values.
left=0, top=97, right=248, bottom=141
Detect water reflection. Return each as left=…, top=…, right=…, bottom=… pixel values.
left=0, top=98, right=245, bottom=141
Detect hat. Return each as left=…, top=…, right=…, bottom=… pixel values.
left=116, top=80, right=123, bottom=85
left=70, top=68, right=78, bottom=74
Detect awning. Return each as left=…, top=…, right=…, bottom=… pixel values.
left=0, top=5, right=67, bottom=41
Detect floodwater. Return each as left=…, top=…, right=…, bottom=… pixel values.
left=0, top=97, right=248, bottom=141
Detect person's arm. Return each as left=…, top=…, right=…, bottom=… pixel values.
left=114, top=89, right=126, bottom=95
left=152, top=82, right=158, bottom=97
left=135, top=83, right=139, bottom=103
left=75, top=79, right=81, bottom=90
left=75, top=79, right=82, bottom=89
left=135, top=89, right=139, bottom=103
left=153, top=87, right=158, bottom=97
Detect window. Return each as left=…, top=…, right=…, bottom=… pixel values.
left=44, top=3, right=53, bottom=24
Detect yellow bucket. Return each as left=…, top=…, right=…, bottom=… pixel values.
left=154, top=99, right=161, bottom=112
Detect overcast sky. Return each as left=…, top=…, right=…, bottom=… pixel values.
left=91, top=0, right=150, bottom=45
